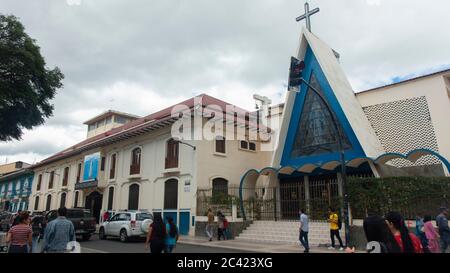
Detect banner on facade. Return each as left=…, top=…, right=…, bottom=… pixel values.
left=83, top=152, right=100, bottom=182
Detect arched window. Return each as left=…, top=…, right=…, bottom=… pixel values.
left=107, top=187, right=114, bottom=210
left=128, top=184, right=139, bottom=210
left=110, top=154, right=117, bottom=179
left=165, top=139, right=179, bottom=169
left=74, top=191, right=79, bottom=208
left=34, top=196, right=40, bottom=211
left=60, top=192, right=67, bottom=208
left=130, top=148, right=141, bottom=175
left=212, top=178, right=229, bottom=203
left=62, top=167, right=69, bottom=186
left=45, top=195, right=52, bottom=211
left=164, top=179, right=178, bottom=209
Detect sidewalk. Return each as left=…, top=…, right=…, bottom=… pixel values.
left=178, top=236, right=358, bottom=253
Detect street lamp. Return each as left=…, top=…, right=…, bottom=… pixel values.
left=288, top=57, right=351, bottom=246
left=173, top=140, right=196, bottom=151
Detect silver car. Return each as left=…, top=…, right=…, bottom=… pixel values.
left=99, top=211, right=153, bottom=243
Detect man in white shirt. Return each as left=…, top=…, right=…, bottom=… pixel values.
left=299, top=209, right=310, bottom=253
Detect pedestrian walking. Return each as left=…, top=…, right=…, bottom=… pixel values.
left=43, top=207, right=75, bottom=253
left=205, top=208, right=215, bottom=242
left=165, top=216, right=179, bottom=253
left=436, top=207, right=450, bottom=253
left=299, top=209, right=310, bottom=253
left=362, top=215, right=401, bottom=253
left=145, top=214, right=166, bottom=253
left=217, top=211, right=226, bottom=241
left=385, top=211, right=423, bottom=253
left=102, top=211, right=110, bottom=223
left=423, top=215, right=440, bottom=253
left=31, top=214, right=47, bottom=253
left=327, top=207, right=344, bottom=251
left=415, top=216, right=429, bottom=253
left=222, top=215, right=229, bottom=240
left=6, top=211, right=32, bottom=253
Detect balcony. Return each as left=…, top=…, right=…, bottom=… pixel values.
left=129, top=164, right=141, bottom=176
left=165, top=157, right=178, bottom=170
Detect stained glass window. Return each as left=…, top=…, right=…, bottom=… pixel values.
left=291, top=72, right=352, bottom=158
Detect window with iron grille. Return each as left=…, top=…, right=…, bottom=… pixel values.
left=130, top=148, right=141, bottom=175
left=212, top=178, right=228, bottom=204
left=164, top=179, right=178, bottom=209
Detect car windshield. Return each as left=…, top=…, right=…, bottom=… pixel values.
left=136, top=213, right=152, bottom=221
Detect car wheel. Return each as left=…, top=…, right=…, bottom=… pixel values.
left=99, top=228, right=107, bottom=240
left=82, top=234, right=91, bottom=241
left=120, top=229, right=128, bottom=243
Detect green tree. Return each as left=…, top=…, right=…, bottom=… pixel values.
left=0, top=14, right=64, bottom=141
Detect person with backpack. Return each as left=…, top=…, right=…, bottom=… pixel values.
left=327, top=207, right=344, bottom=251
left=165, top=216, right=179, bottom=253
left=31, top=215, right=47, bottom=253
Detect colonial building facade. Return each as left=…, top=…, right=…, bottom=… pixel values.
left=30, top=94, right=272, bottom=235
left=0, top=167, right=34, bottom=212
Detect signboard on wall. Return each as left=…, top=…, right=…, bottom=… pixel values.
left=83, top=152, right=100, bottom=182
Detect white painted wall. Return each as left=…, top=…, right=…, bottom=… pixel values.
left=356, top=72, right=450, bottom=175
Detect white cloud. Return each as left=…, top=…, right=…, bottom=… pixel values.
left=1, top=0, right=449, bottom=161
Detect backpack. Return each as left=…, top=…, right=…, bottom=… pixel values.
left=223, top=219, right=229, bottom=229
left=337, top=214, right=342, bottom=230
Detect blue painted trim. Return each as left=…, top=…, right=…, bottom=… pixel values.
left=280, top=46, right=366, bottom=168
left=239, top=148, right=450, bottom=220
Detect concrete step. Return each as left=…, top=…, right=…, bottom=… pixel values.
left=234, top=220, right=336, bottom=246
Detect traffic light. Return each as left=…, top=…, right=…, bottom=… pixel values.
left=288, top=56, right=305, bottom=91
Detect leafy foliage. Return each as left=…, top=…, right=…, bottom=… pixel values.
left=348, top=177, right=450, bottom=220
left=0, top=14, right=64, bottom=141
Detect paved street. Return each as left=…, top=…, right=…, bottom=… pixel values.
left=80, top=236, right=253, bottom=253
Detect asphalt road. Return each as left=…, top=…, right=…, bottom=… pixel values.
left=80, top=236, right=251, bottom=253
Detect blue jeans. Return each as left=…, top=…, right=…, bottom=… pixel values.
left=32, top=236, right=43, bottom=253
left=165, top=244, right=175, bottom=253
left=299, top=230, right=309, bottom=250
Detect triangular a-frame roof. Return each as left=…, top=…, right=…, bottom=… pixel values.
left=272, top=29, right=384, bottom=168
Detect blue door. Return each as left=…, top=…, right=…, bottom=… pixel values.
left=163, top=211, right=177, bottom=225
left=179, top=211, right=190, bottom=235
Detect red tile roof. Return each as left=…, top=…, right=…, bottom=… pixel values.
left=32, top=94, right=266, bottom=169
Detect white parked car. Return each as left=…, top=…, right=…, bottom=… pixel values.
left=99, top=210, right=153, bottom=242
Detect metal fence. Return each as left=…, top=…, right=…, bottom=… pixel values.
left=197, top=175, right=343, bottom=222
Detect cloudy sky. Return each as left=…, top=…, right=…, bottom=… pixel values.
left=1, top=0, right=450, bottom=164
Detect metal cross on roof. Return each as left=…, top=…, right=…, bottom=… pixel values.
left=296, top=1, right=320, bottom=32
